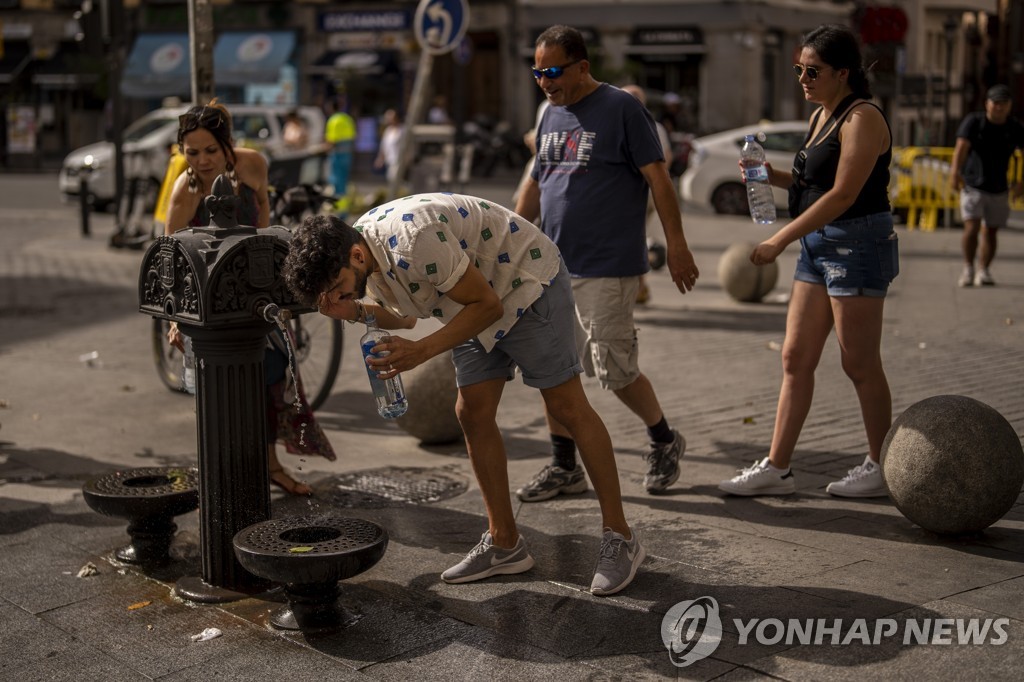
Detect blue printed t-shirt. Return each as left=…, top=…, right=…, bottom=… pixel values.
left=352, top=193, right=563, bottom=352
left=532, top=83, right=665, bottom=278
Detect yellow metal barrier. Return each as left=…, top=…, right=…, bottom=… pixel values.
left=890, top=147, right=1024, bottom=231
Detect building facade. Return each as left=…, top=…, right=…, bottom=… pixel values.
left=1, top=0, right=1021, bottom=169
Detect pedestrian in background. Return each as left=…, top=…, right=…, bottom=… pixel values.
left=718, top=23, right=897, bottom=499
left=282, top=109, right=310, bottom=151
left=515, top=24, right=698, bottom=500
left=373, top=108, right=403, bottom=184
left=283, top=193, right=645, bottom=596
left=949, top=84, right=1024, bottom=287
left=325, top=96, right=357, bottom=197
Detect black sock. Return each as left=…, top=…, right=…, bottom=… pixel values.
left=551, top=434, right=577, bottom=470
left=647, top=416, right=674, bottom=444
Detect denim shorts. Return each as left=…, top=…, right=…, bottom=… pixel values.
left=794, top=211, right=899, bottom=297
left=960, top=187, right=1010, bottom=228
left=452, top=262, right=583, bottom=390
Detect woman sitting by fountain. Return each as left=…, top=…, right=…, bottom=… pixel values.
left=165, top=99, right=336, bottom=495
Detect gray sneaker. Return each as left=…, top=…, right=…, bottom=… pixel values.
left=441, top=531, right=535, bottom=584
left=516, top=464, right=588, bottom=502
left=644, top=430, right=685, bottom=493
left=590, top=527, right=646, bottom=596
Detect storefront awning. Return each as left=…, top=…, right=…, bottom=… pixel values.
left=309, top=50, right=399, bottom=76
left=214, top=31, right=296, bottom=86
left=121, top=33, right=191, bottom=98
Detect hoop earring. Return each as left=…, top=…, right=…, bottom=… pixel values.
left=186, top=167, right=199, bottom=194
left=226, top=161, right=239, bottom=190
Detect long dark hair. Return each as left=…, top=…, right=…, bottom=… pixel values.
left=177, top=99, right=237, bottom=164
left=802, top=24, right=872, bottom=99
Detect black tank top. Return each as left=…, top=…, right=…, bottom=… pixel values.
left=789, top=95, right=892, bottom=220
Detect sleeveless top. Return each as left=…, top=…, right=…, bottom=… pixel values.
left=789, top=94, right=892, bottom=220
left=188, top=182, right=261, bottom=228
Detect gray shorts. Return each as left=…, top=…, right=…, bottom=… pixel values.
left=570, top=276, right=641, bottom=391
left=960, top=187, right=1010, bottom=228
left=452, top=262, right=583, bottom=390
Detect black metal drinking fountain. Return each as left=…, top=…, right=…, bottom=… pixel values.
left=137, top=175, right=306, bottom=602
left=233, top=515, right=388, bottom=631
left=82, top=466, right=200, bottom=567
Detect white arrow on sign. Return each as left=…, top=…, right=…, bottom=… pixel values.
left=414, top=0, right=468, bottom=56
left=425, top=2, right=452, bottom=49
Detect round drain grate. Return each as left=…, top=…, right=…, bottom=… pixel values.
left=324, top=467, right=468, bottom=508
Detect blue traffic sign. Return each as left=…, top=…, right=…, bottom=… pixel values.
left=413, top=0, right=470, bottom=56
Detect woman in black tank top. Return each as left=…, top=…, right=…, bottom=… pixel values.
left=718, top=24, right=898, bottom=500
left=164, top=101, right=336, bottom=496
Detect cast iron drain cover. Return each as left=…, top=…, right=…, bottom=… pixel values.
left=324, top=467, right=468, bottom=508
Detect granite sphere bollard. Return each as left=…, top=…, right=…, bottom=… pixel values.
left=394, top=352, right=463, bottom=445
left=717, top=242, right=779, bottom=302
left=881, top=395, right=1024, bottom=535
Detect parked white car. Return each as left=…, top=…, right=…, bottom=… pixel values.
left=679, top=121, right=808, bottom=215
left=59, top=104, right=325, bottom=211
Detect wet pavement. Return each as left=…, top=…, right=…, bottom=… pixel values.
left=1, top=172, right=1022, bottom=680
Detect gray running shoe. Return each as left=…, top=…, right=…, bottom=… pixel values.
left=644, top=430, right=685, bottom=493
left=590, top=527, right=646, bottom=596
left=516, top=464, right=588, bottom=502
left=441, top=531, right=535, bottom=584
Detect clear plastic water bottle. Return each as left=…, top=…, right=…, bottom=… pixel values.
left=741, top=134, right=777, bottom=224
left=181, top=335, right=196, bottom=395
left=360, top=310, right=409, bottom=419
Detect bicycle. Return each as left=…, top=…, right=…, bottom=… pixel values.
left=152, top=313, right=343, bottom=412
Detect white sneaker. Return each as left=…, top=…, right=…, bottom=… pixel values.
left=974, top=268, right=995, bottom=286
left=958, top=266, right=975, bottom=287
left=718, top=457, right=795, bottom=496
left=826, top=456, right=887, bottom=498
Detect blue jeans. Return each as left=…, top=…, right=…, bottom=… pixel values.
left=794, top=211, right=899, bottom=297
left=329, top=149, right=353, bottom=195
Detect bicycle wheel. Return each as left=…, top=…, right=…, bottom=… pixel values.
left=152, top=318, right=186, bottom=392
left=289, top=313, right=343, bottom=411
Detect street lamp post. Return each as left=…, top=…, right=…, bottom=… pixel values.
left=943, top=15, right=959, bottom=146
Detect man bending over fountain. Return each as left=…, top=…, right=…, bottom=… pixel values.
left=282, top=193, right=644, bottom=596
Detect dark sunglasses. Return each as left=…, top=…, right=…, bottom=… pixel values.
left=532, top=59, right=581, bottom=80
left=793, top=64, right=831, bottom=80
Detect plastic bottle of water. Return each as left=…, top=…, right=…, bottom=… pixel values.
left=181, top=335, right=196, bottom=395
left=360, top=310, right=409, bottom=419
left=741, top=134, right=777, bottom=224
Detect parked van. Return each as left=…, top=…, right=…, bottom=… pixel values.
left=59, top=104, right=325, bottom=211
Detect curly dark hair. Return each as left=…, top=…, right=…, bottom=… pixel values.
left=283, top=214, right=364, bottom=307
left=177, top=99, right=236, bottom=163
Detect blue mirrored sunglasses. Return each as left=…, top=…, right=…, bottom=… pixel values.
left=532, top=59, right=581, bottom=80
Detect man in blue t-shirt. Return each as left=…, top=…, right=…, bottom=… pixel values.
left=950, top=84, right=1024, bottom=287
left=515, top=24, right=700, bottom=504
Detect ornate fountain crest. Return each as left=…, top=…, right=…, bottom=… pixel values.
left=138, top=174, right=309, bottom=326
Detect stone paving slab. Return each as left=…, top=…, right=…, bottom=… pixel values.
left=2, top=176, right=1024, bottom=678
